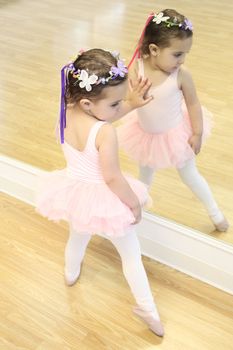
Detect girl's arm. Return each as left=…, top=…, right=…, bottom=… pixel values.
left=179, top=66, right=203, bottom=154
left=119, top=77, right=153, bottom=116
left=115, top=60, right=153, bottom=118
left=97, top=123, right=141, bottom=223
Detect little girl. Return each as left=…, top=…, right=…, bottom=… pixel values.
left=118, top=9, right=229, bottom=232
left=36, top=49, right=164, bottom=336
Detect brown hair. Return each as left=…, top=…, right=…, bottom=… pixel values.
left=65, top=49, right=127, bottom=105
left=140, top=9, right=193, bottom=55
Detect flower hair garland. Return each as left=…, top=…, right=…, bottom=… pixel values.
left=66, top=58, right=128, bottom=92
left=128, top=11, right=193, bottom=70
left=152, top=12, right=193, bottom=31
left=58, top=51, right=128, bottom=143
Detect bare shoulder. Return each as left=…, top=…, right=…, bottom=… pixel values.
left=96, top=123, right=117, bottom=149
left=178, top=65, right=193, bottom=82
left=178, top=66, right=198, bottom=103
left=177, top=66, right=194, bottom=90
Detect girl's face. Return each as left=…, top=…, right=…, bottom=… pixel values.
left=151, top=37, right=193, bottom=73
left=87, top=81, right=127, bottom=122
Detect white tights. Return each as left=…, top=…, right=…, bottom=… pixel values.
left=139, top=158, right=224, bottom=223
left=65, top=227, right=160, bottom=319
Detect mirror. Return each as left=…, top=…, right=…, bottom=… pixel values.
left=0, top=0, right=232, bottom=245
left=119, top=5, right=233, bottom=244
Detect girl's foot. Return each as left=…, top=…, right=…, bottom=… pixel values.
left=133, top=306, right=164, bottom=337
left=64, top=265, right=81, bottom=286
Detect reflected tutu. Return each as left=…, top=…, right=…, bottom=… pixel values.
left=118, top=103, right=213, bottom=170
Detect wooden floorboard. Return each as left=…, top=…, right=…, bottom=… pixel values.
left=0, top=192, right=233, bottom=349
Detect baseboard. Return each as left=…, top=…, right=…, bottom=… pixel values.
left=1, top=154, right=233, bottom=294
left=137, top=213, right=233, bottom=294
left=0, top=154, right=45, bottom=206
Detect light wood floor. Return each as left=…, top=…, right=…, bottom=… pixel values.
left=0, top=192, right=233, bottom=350
left=0, top=1, right=232, bottom=243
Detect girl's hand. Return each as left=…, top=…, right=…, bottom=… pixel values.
left=131, top=203, right=142, bottom=224
left=128, top=77, right=153, bottom=109
left=188, top=134, right=202, bottom=154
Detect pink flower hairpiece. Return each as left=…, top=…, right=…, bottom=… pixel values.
left=152, top=12, right=193, bottom=31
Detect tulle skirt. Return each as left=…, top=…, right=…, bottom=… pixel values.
left=118, top=105, right=212, bottom=170
left=35, top=171, right=149, bottom=237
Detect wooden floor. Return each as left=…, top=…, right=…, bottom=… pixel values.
left=0, top=0, right=232, bottom=244
left=0, top=192, right=233, bottom=350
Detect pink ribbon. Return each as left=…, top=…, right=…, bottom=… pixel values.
left=128, top=13, right=154, bottom=69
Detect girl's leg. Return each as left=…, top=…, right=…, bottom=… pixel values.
left=139, top=165, right=155, bottom=189
left=64, top=227, right=91, bottom=285
left=177, top=158, right=228, bottom=231
left=108, top=228, right=159, bottom=317
left=108, top=228, right=164, bottom=336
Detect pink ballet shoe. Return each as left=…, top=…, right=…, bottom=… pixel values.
left=213, top=217, right=229, bottom=232
left=64, top=265, right=81, bottom=286
left=133, top=306, right=164, bottom=337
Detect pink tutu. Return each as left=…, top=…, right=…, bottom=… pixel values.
left=118, top=104, right=213, bottom=170
left=36, top=171, right=148, bottom=237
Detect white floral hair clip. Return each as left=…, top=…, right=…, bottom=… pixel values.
left=73, top=70, right=98, bottom=92
left=152, top=12, right=193, bottom=31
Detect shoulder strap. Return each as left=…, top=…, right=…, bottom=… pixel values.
left=86, top=121, right=106, bottom=151
left=170, top=68, right=180, bottom=88
left=137, top=58, right=145, bottom=77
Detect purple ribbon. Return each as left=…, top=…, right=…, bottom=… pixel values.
left=59, top=65, right=67, bottom=143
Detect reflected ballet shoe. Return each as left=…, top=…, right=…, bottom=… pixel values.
left=64, top=265, right=81, bottom=286
left=214, top=218, right=229, bottom=232
left=133, top=306, right=164, bottom=337
left=209, top=210, right=229, bottom=232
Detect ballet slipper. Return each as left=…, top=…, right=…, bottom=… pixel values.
left=213, top=217, right=229, bottom=232
left=64, top=265, right=81, bottom=286
left=133, top=306, right=164, bottom=337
